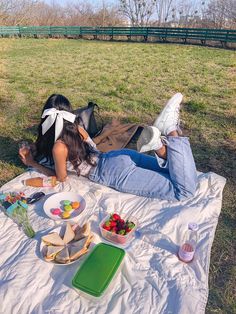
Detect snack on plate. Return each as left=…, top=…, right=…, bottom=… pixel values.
left=42, top=232, right=65, bottom=246
left=71, top=201, right=80, bottom=209
left=51, top=208, right=62, bottom=216
left=61, top=211, right=71, bottom=219
left=55, top=247, right=70, bottom=264
left=73, top=222, right=91, bottom=241
left=41, top=222, right=93, bottom=264
left=45, top=246, right=65, bottom=262
left=63, top=200, right=71, bottom=206
left=51, top=199, right=81, bottom=219
left=64, top=205, right=73, bottom=212
left=102, top=213, right=136, bottom=235
left=70, top=235, right=93, bottom=261
left=62, top=222, right=75, bottom=244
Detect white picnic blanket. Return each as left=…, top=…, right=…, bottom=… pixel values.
left=0, top=170, right=226, bottom=314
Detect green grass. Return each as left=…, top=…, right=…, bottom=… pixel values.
left=0, top=38, right=235, bottom=313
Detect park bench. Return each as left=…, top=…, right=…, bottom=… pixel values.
left=0, top=26, right=19, bottom=37
left=49, top=26, right=66, bottom=37
left=19, top=26, right=38, bottom=37
left=65, top=26, right=81, bottom=38
left=0, top=26, right=235, bottom=46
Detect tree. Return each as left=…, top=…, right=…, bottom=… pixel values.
left=119, top=0, right=157, bottom=26
left=206, top=0, right=236, bottom=28
left=0, top=0, right=39, bottom=25
left=29, top=1, right=66, bottom=26
left=64, top=0, right=122, bottom=27
left=155, top=0, right=174, bottom=26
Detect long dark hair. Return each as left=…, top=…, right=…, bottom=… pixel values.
left=35, top=94, right=96, bottom=174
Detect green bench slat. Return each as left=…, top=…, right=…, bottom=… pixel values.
left=0, top=26, right=235, bottom=43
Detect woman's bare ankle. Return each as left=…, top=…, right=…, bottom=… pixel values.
left=155, top=145, right=167, bottom=159
left=167, top=130, right=179, bottom=137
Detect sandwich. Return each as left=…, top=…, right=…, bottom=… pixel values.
left=44, top=245, right=65, bottom=262
left=74, top=222, right=90, bottom=241
left=54, top=247, right=70, bottom=264
left=42, top=232, right=65, bottom=246
left=70, top=234, right=94, bottom=261
left=63, top=222, right=75, bottom=244
left=41, top=222, right=93, bottom=264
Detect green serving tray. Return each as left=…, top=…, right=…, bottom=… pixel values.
left=72, top=243, right=125, bottom=297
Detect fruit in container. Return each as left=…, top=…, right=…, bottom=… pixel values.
left=102, top=213, right=135, bottom=236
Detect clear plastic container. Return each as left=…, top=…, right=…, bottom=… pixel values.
left=178, top=222, right=199, bottom=263
left=72, top=243, right=125, bottom=298
left=99, top=214, right=138, bottom=247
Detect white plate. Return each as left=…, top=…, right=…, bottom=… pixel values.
left=43, top=192, right=86, bottom=222
left=40, top=225, right=82, bottom=266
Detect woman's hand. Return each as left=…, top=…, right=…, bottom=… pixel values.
left=78, top=126, right=89, bottom=140
left=19, top=148, right=36, bottom=167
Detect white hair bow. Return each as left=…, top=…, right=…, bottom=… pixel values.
left=41, top=108, right=76, bottom=142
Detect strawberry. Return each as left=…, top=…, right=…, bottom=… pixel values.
left=112, top=213, right=121, bottom=221
left=103, top=225, right=111, bottom=231
left=111, top=227, right=118, bottom=233
left=110, top=221, right=117, bottom=227
left=125, top=228, right=132, bottom=233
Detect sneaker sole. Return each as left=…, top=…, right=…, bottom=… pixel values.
left=137, top=126, right=161, bottom=153
left=137, top=126, right=154, bottom=152
left=154, top=93, right=183, bottom=128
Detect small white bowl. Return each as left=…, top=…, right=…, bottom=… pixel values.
left=43, top=192, right=86, bottom=222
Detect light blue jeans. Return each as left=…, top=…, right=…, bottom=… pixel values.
left=88, top=137, right=198, bottom=201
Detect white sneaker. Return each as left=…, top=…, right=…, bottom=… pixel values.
left=154, top=93, right=183, bottom=135
left=137, top=126, right=163, bottom=153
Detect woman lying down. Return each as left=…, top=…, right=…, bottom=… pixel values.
left=19, top=93, right=197, bottom=201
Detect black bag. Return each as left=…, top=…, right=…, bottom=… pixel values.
left=73, top=102, right=103, bottom=138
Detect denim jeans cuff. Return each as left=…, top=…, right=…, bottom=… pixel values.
left=154, top=153, right=168, bottom=168
left=166, top=136, right=189, bottom=144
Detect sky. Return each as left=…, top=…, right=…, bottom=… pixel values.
left=43, top=0, right=208, bottom=9
left=44, top=0, right=118, bottom=6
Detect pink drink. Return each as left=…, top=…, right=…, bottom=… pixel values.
left=178, top=243, right=194, bottom=263
left=178, top=223, right=199, bottom=263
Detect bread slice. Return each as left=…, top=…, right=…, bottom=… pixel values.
left=54, top=247, right=70, bottom=264
left=70, top=237, right=87, bottom=254
left=70, top=248, right=88, bottom=261
left=69, top=234, right=94, bottom=261
left=63, top=223, right=75, bottom=244
left=44, top=245, right=64, bottom=262
left=74, top=222, right=90, bottom=241
left=42, top=232, right=65, bottom=246
left=84, top=233, right=94, bottom=249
